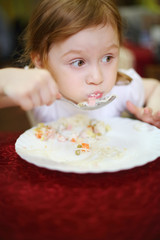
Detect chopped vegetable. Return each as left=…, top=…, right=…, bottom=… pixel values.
left=71, top=138, right=76, bottom=142
left=34, top=124, right=55, bottom=140
left=35, top=131, right=42, bottom=139
left=77, top=144, right=82, bottom=148
left=75, top=149, right=81, bottom=155
left=82, top=143, right=89, bottom=150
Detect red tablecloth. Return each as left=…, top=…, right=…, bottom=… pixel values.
left=0, top=132, right=160, bottom=240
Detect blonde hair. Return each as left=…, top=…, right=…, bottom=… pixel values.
left=23, top=0, right=123, bottom=67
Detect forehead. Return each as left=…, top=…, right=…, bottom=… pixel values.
left=49, top=24, right=119, bottom=54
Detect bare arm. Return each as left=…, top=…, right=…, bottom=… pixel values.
left=143, top=78, right=160, bottom=113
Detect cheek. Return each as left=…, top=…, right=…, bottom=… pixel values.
left=110, top=62, right=119, bottom=84
left=106, top=80, right=116, bottom=93
left=60, top=78, right=80, bottom=94
left=55, top=72, right=81, bottom=98
left=47, top=61, right=82, bottom=97
left=46, top=58, right=82, bottom=98
left=104, top=68, right=118, bottom=91
left=57, top=72, right=76, bottom=87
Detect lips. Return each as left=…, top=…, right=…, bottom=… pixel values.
left=88, top=91, right=103, bottom=99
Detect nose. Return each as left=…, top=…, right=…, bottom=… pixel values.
left=85, top=65, right=103, bottom=85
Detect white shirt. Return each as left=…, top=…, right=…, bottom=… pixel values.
left=32, top=68, right=145, bottom=123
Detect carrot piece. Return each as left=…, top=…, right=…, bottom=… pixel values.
left=35, top=132, right=42, bottom=139
left=71, top=138, right=76, bottom=142
left=82, top=143, right=89, bottom=149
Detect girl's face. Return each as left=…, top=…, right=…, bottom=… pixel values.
left=47, top=24, right=120, bottom=103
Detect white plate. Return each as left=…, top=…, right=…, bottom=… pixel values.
left=15, top=116, right=160, bottom=173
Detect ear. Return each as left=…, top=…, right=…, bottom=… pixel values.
left=31, top=53, right=43, bottom=69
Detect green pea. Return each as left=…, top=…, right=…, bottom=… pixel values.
left=75, top=150, right=81, bottom=155
left=77, top=144, right=82, bottom=148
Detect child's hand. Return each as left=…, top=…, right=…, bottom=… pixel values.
left=1, top=68, right=61, bottom=110
left=126, top=101, right=160, bottom=128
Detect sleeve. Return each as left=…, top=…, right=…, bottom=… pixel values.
left=32, top=103, right=58, bottom=124
left=118, top=68, right=145, bottom=108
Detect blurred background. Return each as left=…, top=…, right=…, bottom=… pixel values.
left=0, top=0, right=160, bottom=131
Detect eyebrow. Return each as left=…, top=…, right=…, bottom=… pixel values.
left=62, top=44, right=119, bottom=58
left=104, top=43, right=119, bottom=51
left=62, top=50, right=84, bottom=58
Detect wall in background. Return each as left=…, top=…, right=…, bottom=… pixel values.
left=0, top=0, right=39, bottom=21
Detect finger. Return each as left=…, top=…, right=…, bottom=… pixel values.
left=30, top=92, right=42, bottom=107
left=40, top=86, right=51, bottom=105
left=151, top=119, right=160, bottom=129
left=46, top=92, right=62, bottom=106
left=126, top=101, right=142, bottom=118
left=143, top=107, right=153, bottom=117
left=153, top=111, right=160, bottom=121
left=56, top=92, right=62, bottom=99
left=140, top=107, right=153, bottom=122
left=126, top=101, right=154, bottom=124
left=143, top=107, right=151, bottom=114
left=19, top=97, right=34, bottom=111
left=47, top=77, right=62, bottom=99
left=155, top=121, right=160, bottom=129
left=46, top=81, right=61, bottom=104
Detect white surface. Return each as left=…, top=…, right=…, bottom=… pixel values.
left=15, top=117, right=160, bottom=173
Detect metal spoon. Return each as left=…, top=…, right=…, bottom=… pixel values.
left=59, top=94, right=116, bottom=110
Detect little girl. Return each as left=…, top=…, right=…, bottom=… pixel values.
left=2, top=0, right=160, bottom=128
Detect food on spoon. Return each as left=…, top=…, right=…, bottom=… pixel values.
left=78, top=92, right=111, bottom=108
left=88, top=96, right=96, bottom=106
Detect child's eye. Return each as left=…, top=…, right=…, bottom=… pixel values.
left=71, top=59, right=85, bottom=67
left=102, top=55, right=113, bottom=63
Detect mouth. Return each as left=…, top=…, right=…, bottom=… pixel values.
left=88, top=91, right=104, bottom=99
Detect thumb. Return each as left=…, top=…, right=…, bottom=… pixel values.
left=56, top=92, right=62, bottom=99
